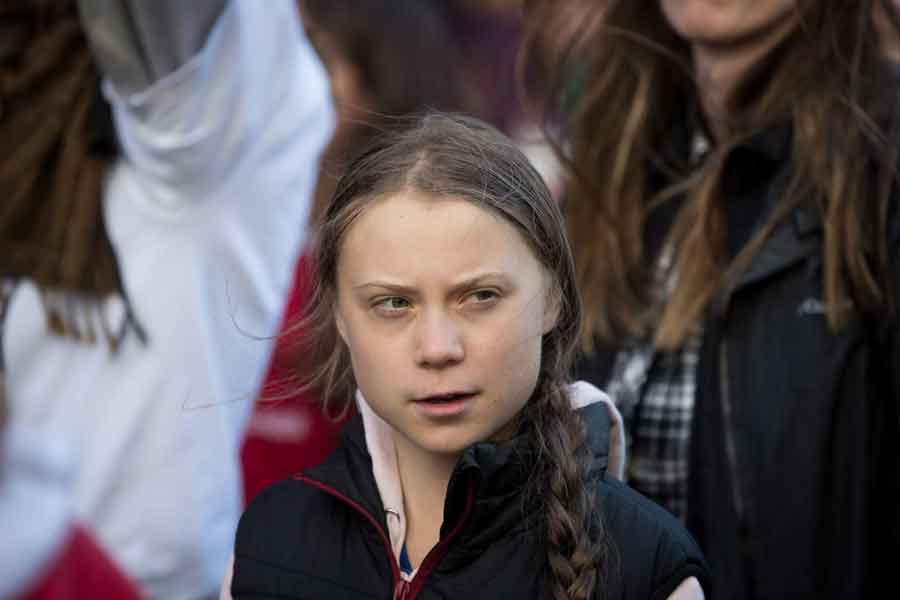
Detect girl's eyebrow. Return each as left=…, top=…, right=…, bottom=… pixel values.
left=447, top=272, right=515, bottom=296
left=352, top=281, right=418, bottom=295
left=353, top=272, right=515, bottom=296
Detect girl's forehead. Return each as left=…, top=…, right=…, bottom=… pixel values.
left=344, top=191, right=513, bottom=247
left=337, top=191, right=543, bottom=287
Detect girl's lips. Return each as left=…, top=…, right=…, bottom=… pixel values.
left=412, top=392, right=478, bottom=418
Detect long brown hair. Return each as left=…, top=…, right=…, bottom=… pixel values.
left=302, top=113, right=609, bottom=599
left=525, top=0, right=900, bottom=349
left=0, top=1, right=141, bottom=349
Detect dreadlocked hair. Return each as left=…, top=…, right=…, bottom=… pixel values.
left=0, top=0, right=143, bottom=350
left=296, top=112, right=609, bottom=598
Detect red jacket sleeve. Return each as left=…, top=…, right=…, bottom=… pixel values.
left=20, top=525, right=142, bottom=600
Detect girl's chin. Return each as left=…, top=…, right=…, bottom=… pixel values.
left=403, top=427, right=487, bottom=458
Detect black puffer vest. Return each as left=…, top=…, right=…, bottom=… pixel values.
left=231, top=403, right=709, bottom=599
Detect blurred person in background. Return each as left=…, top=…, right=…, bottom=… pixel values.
left=1, top=351, right=140, bottom=599
left=0, top=1, right=332, bottom=598
left=446, top=0, right=524, bottom=136
left=241, top=0, right=484, bottom=503
left=525, top=0, right=900, bottom=598
left=300, top=0, right=479, bottom=223
left=446, top=0, right=568, bottom=198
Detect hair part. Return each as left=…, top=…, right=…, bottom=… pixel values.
left=525, top=0, right=900, bottom=350
left=297, top=112, right=609, bottom=599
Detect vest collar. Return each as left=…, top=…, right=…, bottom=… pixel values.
left=307, top=384, right=623, bottom=577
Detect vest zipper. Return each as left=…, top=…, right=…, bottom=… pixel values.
left=294, top=475, right=404, bottom=595
left=394, top=580, right=411, bottom=600
left=718, top=341, right=745, bottom=522
left=404, top=477, right=476, bottom=599
left=294, top=474, right=476, bottom=600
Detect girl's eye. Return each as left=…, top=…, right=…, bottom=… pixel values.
left=374, top=297, right=410, bottom=314
left=465, top=289, right=500, bottom=306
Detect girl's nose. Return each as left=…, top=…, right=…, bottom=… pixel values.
left=413, top=310, right=464, bottom=368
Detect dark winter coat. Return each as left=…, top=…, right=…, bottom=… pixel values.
left=231, top=402, right=709, bottom=599
left=576, top=123, right=900, bottom=600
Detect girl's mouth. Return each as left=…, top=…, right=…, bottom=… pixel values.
left=413, top=392, right=479, bottom=417
left=417, top=392, right=476, bottom=403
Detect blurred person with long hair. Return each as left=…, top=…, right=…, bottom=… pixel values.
left=0, top=1, right=332, bottom=597
left=525, top=1, right=900, bottom=598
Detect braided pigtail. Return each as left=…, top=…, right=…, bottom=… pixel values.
left=522, top=374, right=608, bottom=600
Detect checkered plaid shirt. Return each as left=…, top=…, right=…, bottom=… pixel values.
left=604, top=243, right=700, bottom=521
left=606, top=335, right=699, bottom=520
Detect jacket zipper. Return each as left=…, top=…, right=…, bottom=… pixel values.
left=404, top=477, right=476, bottom=599
left=718, top=340, right=745, bottom=522
left=294, top=474, right=476, bottom=600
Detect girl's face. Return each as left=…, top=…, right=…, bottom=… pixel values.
left=659, top=0, right=796, bottom=47
left=335, top=191, right=558, bottom=458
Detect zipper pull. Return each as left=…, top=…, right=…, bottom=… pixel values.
left=393, top=580, right=411, bottom=600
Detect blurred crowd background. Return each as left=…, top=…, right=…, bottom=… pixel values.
left=3, top=0, right=900, bottom=599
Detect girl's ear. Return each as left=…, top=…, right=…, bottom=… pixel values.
left=542, top=285, right=562, bottom=335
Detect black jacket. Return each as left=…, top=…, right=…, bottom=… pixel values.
left=231, top=403, right=709, bottom=599
left=576, top=125, right=900, bottom=600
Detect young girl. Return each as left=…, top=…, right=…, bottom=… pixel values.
left=224, top=114, right=709, bottom=600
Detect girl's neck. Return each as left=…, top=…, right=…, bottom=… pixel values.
left=691, top=17, right=797, bottom=142
left=393, top=432, right=458, bottom=568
